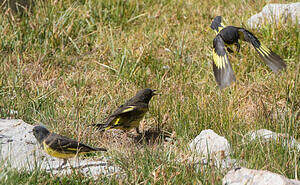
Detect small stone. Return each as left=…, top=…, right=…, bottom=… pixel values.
left=189, top=129, right=231, bottom=158
left=223, top=167, right=300, bottom=185
left=247, top=3, right=300, bottom=29
left=162, top=65, right=170, bottom=70
left=189, top=129, right=234, bottom=168
left=244, top=129, right=300, bottom=152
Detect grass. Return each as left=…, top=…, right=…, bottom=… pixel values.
left=0, top=0, right=299, bottom=184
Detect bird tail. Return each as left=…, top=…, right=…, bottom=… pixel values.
left=238, top=28, right=286, bottom=73
left=93, top=147, right=107, bottom=152
left=91, top=123, right=110, bottom=131
left=210, top=16, right=225, bottom=33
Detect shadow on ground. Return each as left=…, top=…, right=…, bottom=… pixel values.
left=132, top=129, right=173, bottom=146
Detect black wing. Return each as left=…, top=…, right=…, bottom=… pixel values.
left=212, top=35, right=236, bottom=89
left=45, top=133, right=103, bottom=154
left=107, top=103, right=147, bottom=124
left=238, top=28, right=286, bottom=73
left=110, top=103, right=147, bottom=117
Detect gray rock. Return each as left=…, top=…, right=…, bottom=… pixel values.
left=189, top=129, right=235, bottom=169
left=244, top=129, right=300, bottom=152
left=0, top=119, right=119, bottom=178
left=247, top=3, right=300, bottom=29
left=223, top=167, right=300, bottom=185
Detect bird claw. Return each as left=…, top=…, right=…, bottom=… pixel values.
left=227, top=47, right=234, bottom=53
left=235, top=43, right=240, bottom=52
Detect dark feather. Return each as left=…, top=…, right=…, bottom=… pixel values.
left=93, top=89, right=156, bottom=132
left=212, top=35, right=236, bottom=89
left=45, top=133, right=107, bottom=154
left=238, top=28, right=286, bottom=72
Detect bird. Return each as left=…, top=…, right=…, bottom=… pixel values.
left=32, top=125, right=107, bottom=167
left=93, top=88, right=157, bottom=134
left=210, top=16, right=286, bottom=89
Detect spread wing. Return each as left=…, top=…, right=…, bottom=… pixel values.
left=212, top=35, right=236, bottom=89
left=238, top=28, right=286, bottom=73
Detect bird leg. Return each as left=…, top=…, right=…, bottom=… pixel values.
left=235, top=42, right=240, bottom=52
left=226, top=47, right=234, bottom=53
left=135, top=127, right=141, bottom=135
left=75, top=156, right=80, bottom=166
left=58, top=159, right=68, bottom=169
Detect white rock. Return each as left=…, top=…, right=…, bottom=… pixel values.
left=0, top=119, right=119, bottom=178
left=189, top=129, right=231, bottom=158
left=162, top=65, right=170, bottom=70
left=189, top=129, right=233, bottom=168
left=244, top=129, right=300, bottom=152
left=223, top=167, right=300, bottom=185
left=248, top=3, right=300, bottom=29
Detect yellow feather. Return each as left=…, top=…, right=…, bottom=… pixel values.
left=105, top=126, right=111, bottom=130
left=113, top=117, right=121, bottom=126
left=213, top=50, right=226, bottom=69
left=121, top=106, right=135, bottom=113
left=113, top=117, right=144, bottom=131
left=259, top=44, right=271, bottom=56
left=215, top=23, right=225, bottom=34
left=67, top=148, right=79, bottom=151
left=256, top=44, right=271, bottom=57
left=43, top=142, right=76, bottom=159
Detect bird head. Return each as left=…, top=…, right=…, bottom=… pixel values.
left=136, top=88, right=157, bottom=103
left=32, top=125, right=51, bottom=144
left=210, top=16, right=225, bottom=34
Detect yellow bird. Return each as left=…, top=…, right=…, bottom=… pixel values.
left=33, top=125, right=107, bottom=167
left=210, top=16, right=286, bottom=89
left=93, top=88, right=157, bottom=134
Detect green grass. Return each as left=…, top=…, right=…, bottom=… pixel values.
left=0, top=0, right=299, bottom=184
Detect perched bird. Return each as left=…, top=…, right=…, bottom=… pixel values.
left=32, top=125, right=107, bottom=167
left=93, top=88, right=157, bottom=134
left=210, top=16, right=286, bottom=89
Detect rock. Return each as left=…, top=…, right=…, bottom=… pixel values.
left=0, top=0, right=34, bottom=14
left=189, top=129, right=231, bottom=159
left=0, top=119, right=119, bottom=178
left=223, top=167, right=300, bottom=185
left=189, top=129, right=235, bottom=169
left=244, top=129, right=300, bottom=152
left=247, top=3, right=300, bottom=29
left=162, top=65, right=170, bottom=70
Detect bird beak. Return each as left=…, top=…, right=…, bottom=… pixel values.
left=152, top=89, right=159, bottom=95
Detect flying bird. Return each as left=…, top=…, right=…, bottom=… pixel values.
left=210, top=16, right=286, bottom=89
